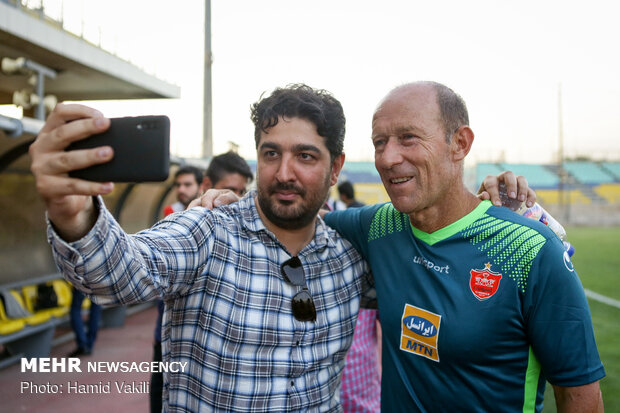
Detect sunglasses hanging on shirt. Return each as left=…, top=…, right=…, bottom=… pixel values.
left=280, top=256, right=317, bottom=322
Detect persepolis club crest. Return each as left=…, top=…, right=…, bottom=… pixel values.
left=469, top=263, right=502, bottom=300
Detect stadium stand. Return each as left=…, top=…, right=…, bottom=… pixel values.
left=562, top=161, right=615, bottom=184
left=535, top=189, right=592, bottom=205
left=470, top=162, right=620, bottom=207
left=498, top=163, right=560, bottom=188
left=339, top=161, right=382, bottom=184
left=594, top=184, right=620, bottom=204
left=474, top=163, right=505, bottom=187
left=467, top=162, right=620, bottom=226
left=335, top=182, right=390, bottom=205
left=601, top=162, right=620, bottom=181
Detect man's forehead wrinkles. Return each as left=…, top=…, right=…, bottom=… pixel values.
left=372, top=122, right=423, bottom=136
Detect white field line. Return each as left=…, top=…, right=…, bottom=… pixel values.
left=585, top=289, right=620, bottom=310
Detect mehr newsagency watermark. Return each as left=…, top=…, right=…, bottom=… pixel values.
left=19, top=357, right=187, bottom=395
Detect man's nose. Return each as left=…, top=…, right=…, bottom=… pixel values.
left=378, top=138, right=403, bottom=168
left=275, top=155, right=295, bottom=182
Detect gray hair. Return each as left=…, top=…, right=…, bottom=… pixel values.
left=391, top=81, right=469, bottom=142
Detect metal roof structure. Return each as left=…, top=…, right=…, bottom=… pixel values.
left=0, top=2, right=185, bottom=286
left=0, top=1, right=180, bottom=105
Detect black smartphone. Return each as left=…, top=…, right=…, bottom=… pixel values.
left=67, top=115, right=170, bottom=182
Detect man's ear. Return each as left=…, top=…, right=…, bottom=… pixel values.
left=330, top=153, right=345, bottom=186
left=201, top=177, right=213, bottom=192
left=451, top=126, right=474, bottom=162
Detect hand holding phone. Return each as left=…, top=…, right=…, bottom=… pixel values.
left=67, top=115, right=170, bottom=182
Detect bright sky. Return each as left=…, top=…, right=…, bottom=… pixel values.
left=18, top=0, right=620, bottom=164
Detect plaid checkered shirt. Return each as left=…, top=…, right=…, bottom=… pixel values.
left=47, top=192, right=374, bottom=412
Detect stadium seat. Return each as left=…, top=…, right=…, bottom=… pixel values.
left=56, top=280, right=92, bottom=309
left=21, top=284, right=69, bottom=319
left=601, top=162, right=620, bottom=181
left=21, top=285, right=39, bottom=313
left=535, top=189, right=592, bottom=205
left=7, top=290, right=52, bottom=325
left=354, top=183, right=390, bottom=205
left=51, top=280, right=73, bottom=308
left=499, top=164, right=560, bottom=188
left=0, top=299, right=26, bottom=335
left=563, top=162, right=614, bottom=185
left=594, top=184, right=620, bottom=203
left=340, top=162, right=382, bottom=184
left=475, top=163, right=505, bottom=188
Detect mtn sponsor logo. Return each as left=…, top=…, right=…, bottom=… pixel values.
left=400, top=304, right=441, bottom=362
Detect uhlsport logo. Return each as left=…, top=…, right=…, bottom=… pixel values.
left=400, top=304, right=441, bottom=362
left=469, top=262, right=502, bottom=300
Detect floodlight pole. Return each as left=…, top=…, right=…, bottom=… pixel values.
left=557, top=82, right=570, bottom=223
left=557, top=84, right=563, bottom=163
left=202, top=0, right=213, bottom=158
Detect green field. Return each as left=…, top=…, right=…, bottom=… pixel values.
left=542, top=226, right=620, bottom=412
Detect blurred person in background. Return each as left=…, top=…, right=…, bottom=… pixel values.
left=162, top=166, right=204, bottom=216
left=202, top=150, right=254, bottom=196
left=337, top=180, right=365, bottom=209
left=68, top=287, right=101, bottom=357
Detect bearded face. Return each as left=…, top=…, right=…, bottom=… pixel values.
left=254, top=117, right=342, bottom=231
left=257, top=173, right=332, bottom=230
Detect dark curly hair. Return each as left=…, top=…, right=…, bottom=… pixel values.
left=250, top=84, right=346, bottom=160
left=206, top=151, right=253, bottom=185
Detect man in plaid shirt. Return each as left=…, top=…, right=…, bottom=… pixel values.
left=31, top=84, right=375, bottom=412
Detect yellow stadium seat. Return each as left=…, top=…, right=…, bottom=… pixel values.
left=0, top=299, right=26, bottom=335
left=536, top=189, right=592, bottom=205
left=9, top=290, right=52, bottom=325
left=355, top=183, right=391, bottom=205
left=0, top=319, right=26, bottom=335
left=21, top=285, right=38, bottom=313
left=58, top=281, right=91, bottom=309
left=51, top=280, right=73, bottom=308
left=332, top=183, right=391, bottom=206
left=594, top=184, right=620, bottom=203
left=21, top=283, right=70, bottom=319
